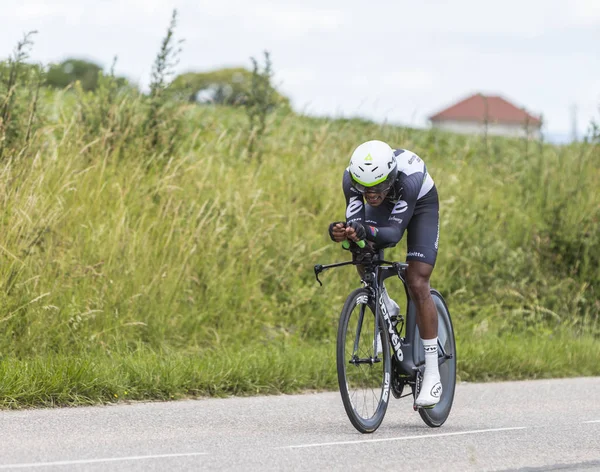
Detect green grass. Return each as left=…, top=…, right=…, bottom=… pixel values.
left=0, top=342, right=338, bottom=408
left=0, top=88, right=598, bottom=408
left=1, top=333, right=599, bottom=409
left=458, top=332, right=600, bottom=381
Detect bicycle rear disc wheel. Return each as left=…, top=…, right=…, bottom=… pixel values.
left=337, top=288, right=391, bottom=434
left=418, top=289, right=457, bottom=427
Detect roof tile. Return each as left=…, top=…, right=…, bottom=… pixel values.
left=429, top=93, right=541, bottom=125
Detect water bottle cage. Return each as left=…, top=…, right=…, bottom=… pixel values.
left=391, top=314, right=404, bottom=333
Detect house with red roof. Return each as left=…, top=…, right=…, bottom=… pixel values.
left=429, top=93, right=542, bottom=139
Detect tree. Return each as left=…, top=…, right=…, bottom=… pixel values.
left=45, top=58, right=129, bottom=92
left=170, top=67, right=290, bottom=108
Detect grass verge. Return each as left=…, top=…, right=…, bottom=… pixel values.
left=1, top=331, right=598, bottom=409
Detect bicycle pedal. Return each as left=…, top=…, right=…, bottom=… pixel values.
left=414, top=401, right=434, bottom=410
left=413, top=402, right=435, bottom=411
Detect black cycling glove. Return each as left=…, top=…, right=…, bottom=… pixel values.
left=346, top=221, right=366, bottom=241
left=328, top=221, right=346, bottom=241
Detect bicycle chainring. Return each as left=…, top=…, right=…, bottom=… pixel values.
left=391, top=358, right=404, bottom=399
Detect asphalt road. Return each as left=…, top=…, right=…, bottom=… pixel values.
left=0, top=377, right=599, bottom=471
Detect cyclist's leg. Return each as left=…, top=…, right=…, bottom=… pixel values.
left=405, top=187, right=439, bottom=330
left=405, top=187, right=441, bottom=407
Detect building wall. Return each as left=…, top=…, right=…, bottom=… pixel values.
left=431, top=120, right=541, bottom=139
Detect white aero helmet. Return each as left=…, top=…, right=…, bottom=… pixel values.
left=348, top=140, right=397, bottom=193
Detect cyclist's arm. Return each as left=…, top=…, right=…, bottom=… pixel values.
left=343, top=170, right=365, bottom=225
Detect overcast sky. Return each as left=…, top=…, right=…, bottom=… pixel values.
left=2, top=0, right=599, bottom=141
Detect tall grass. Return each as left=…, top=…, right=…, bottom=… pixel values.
left=0, top=104, right=598, bottom=356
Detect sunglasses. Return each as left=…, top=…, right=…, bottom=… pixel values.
left=352, top=180, right=393, bottom=194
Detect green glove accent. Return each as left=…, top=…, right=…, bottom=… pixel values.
left=342, top=240, right=365, bottom=249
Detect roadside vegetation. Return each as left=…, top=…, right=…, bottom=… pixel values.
left=0, top=12, right=598, bottom=408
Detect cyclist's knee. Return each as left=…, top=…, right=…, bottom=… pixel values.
left=406, top=271, right=431, bottom=301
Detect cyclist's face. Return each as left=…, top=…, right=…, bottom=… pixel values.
left=364, top=190, right=388, bottom=206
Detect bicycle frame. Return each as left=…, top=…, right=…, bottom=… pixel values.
left=314, top=253, right=423, bottom=379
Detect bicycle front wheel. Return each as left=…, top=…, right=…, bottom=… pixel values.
left=337, top=288, right=391, bottom=434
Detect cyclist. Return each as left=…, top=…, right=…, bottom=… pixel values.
left=328, top=139, right=442, bottom=407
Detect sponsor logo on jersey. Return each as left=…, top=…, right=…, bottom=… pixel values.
left=408, top=153, right=422, bottom=165
left=392, top=200, right=408, bottom=214
left=368, top=226, right=378, bottom=237
left=389, top=216, right=403, bottom=224
left=407, top=251, right=425, bottom=258
left=346, top=196, right=363, bottom=218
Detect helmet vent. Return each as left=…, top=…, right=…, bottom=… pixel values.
left=358, top=166, right=365, bottom=172
left=371, top=166, right=379, bottom=172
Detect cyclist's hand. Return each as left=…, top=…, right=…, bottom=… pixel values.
left=328, top=221, right=347, bottom=242
left=345, top=221, right=366, bottom=242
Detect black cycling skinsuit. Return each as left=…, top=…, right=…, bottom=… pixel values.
left=343, top=149, right=440, bottom=267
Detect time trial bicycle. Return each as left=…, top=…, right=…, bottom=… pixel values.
left=314, top=241, right=456, bottom=433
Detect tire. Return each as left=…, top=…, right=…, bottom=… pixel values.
left=418, top=289, right=457, bottom=427
left=337, top=288, right=392, bottom=434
